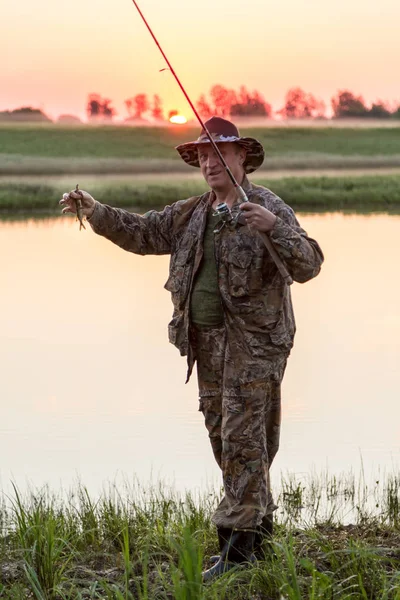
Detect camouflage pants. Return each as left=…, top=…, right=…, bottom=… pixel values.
left=192, top=325, right=287, bottom=531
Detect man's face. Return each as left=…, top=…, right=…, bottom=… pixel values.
left=198, top=142, right=246, bottom=191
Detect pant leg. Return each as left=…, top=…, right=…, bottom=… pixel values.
left=194, top=326, right=226, bottom=468
left=212, top=356, right=287, bottom=531
left=265, top=360, right=287, bottom=514
left=194, top=323, right=287, bottom=531
left=266, top=367, right=286, bottom=468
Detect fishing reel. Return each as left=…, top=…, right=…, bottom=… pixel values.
left=212, top=202, right=242, bottom=233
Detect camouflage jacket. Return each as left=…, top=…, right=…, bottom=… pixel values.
left=88, top=177, right=324, bottom=383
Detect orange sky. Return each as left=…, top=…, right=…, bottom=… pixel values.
left=1, top=0, right=399, bottom=121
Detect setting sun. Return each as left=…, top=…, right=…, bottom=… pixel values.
left=169, top=114, right=187, bottom=125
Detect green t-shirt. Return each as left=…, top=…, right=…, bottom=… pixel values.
left=190, top=209, right=224, bottom=326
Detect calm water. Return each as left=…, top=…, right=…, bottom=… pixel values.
left=1, top=212, right=399, bottom=497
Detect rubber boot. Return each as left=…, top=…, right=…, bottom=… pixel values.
left=254, top=513, right=274, bottom=559
left=206, top=527, right=233, bottom=566
left=225, top=529, right=256, bottom=563
left=210, top=515, right=273, bottom=565
left=202, top=529, right=256, bottom=582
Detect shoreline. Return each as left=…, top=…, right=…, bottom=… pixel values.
left=1, top=473, right=400, bottom=598
left=3, top=154, right=400, bottom=177
left=2, top=172, right=400, bottom=215
left=2, top=165, right=400, bottom=185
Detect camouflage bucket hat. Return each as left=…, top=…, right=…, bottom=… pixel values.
left=175, top=116, right=265, bottom=173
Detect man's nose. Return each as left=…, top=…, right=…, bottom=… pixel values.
left=206, top=153, right=219, bottom=168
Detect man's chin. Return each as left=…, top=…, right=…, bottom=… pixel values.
left=206, top=174, right=227, bottom=189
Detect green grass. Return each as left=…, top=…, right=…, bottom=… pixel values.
left=4, top=153, right=400, bottom=176
left=2, top=123, right=400, bottom=175
left=2, top=124, right=400, bottom=177
left=1, top=471, right=400, bottom=599
left=1, top=174, right=400, bottom=214
left=1, top=124, right=400, bottom=158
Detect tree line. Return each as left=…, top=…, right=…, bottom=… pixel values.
left=1, top=86, right=400, bottom=123
left=85, top=86, right=400, bottom=121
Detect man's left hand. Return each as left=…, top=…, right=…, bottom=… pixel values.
left=239, top=203, right=277, bottom=232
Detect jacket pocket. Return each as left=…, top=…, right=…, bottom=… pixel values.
left=226, top=251, right=263, bottom=297
left=167, top=313, right=187, bottom=353
left=226, top=252, right=251, bottom=297
left=164, top=248, right=193, bottom=306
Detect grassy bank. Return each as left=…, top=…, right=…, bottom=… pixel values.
left=1, top=174, right=400, bottom=214
left=1, top=472, right=400, bottom=599
left=2, top=124, right=400, bottom=158
left=6, top=155, right=400, bottom=176
left=2, top=124, right=400, bottom=175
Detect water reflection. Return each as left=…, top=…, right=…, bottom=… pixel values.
left=0, top=213, right=399, bottom=497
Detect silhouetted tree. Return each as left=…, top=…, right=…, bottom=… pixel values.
left=151, top=94, right=164, bottom=120
left=278, top=87, right=325, bottom=118
left=231, top=86, right=272, bottom=117
left=87, top=94, right=102, bottom=120
left=86, top=94, right=116, bottom=121
left=392, top=106, right=400, bottom=119
left=0, top=107, right=51, bottom=122
left=209, top=85, right=237, bottom=117
left=102, top=99, right=115, bottom=121
left=197, top=85, right=272, bottom=118
left=197, top=94, right=213, bottom=119
left=125, top=94, right=150, bottom=119
left=368, top=101, right=391, bottom=119
left=331, top=90, right=368, bottom=118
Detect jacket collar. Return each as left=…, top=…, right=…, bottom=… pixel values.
left=241, top=174, right=252, bottom=194
left=206, top=174, right=253, bottom=207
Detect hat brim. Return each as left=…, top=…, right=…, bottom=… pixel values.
left=175, top=136, right=264, bottom=174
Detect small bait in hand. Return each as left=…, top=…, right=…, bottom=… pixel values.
left=74, top=184, right=86, bottom=230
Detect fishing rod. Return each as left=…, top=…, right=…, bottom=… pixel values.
left=131, top=0, right=293, bottom=286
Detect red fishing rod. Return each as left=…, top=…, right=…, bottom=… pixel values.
left=130, top=0, right=293, bottom=285
left=131, top=0, right=239, bottom=191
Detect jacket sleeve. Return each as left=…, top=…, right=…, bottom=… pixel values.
left=87, top=201, right=173, bottom=255
left=268, top=203, right=324, bottom=283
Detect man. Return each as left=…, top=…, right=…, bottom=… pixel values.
left=60, top=116, right=323, bottom=580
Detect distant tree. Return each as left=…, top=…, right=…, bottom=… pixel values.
left=392, top=106, right=400, bottom=119
left=134, top=94, right=148, bottom=118
left=125, top=94, right=150, bottom=119
left=57, top=114, right=82, bottom=124
left=209, top=85, right=237, bottom=117
left=102, top=99, right=115, bottom=121
left=86, top=94, right=115, bottom=121
left=278, top=87, right=325, bottom=118
left=331, top=90, right=368, bottom=118
left=151, top=94, right=164, bottom=120
left=197, top=85, right=272, bottom=118
left=0, top=107, right=51, bottom=122
left=230, top=86, right=272, bottom=117
left=87, top=94, right=102, bottom=120
left=197, top=94, right=213, bottom=119
left=368, top=101, right=392, bottom=119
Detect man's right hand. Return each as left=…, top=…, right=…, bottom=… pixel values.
left=59, top=189, right=96, bottom=219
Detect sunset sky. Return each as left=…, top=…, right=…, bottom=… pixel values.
left=2, top=0, right=399, bottom=121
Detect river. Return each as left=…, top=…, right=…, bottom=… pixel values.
left=1, top=212, right=399, bottom=497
